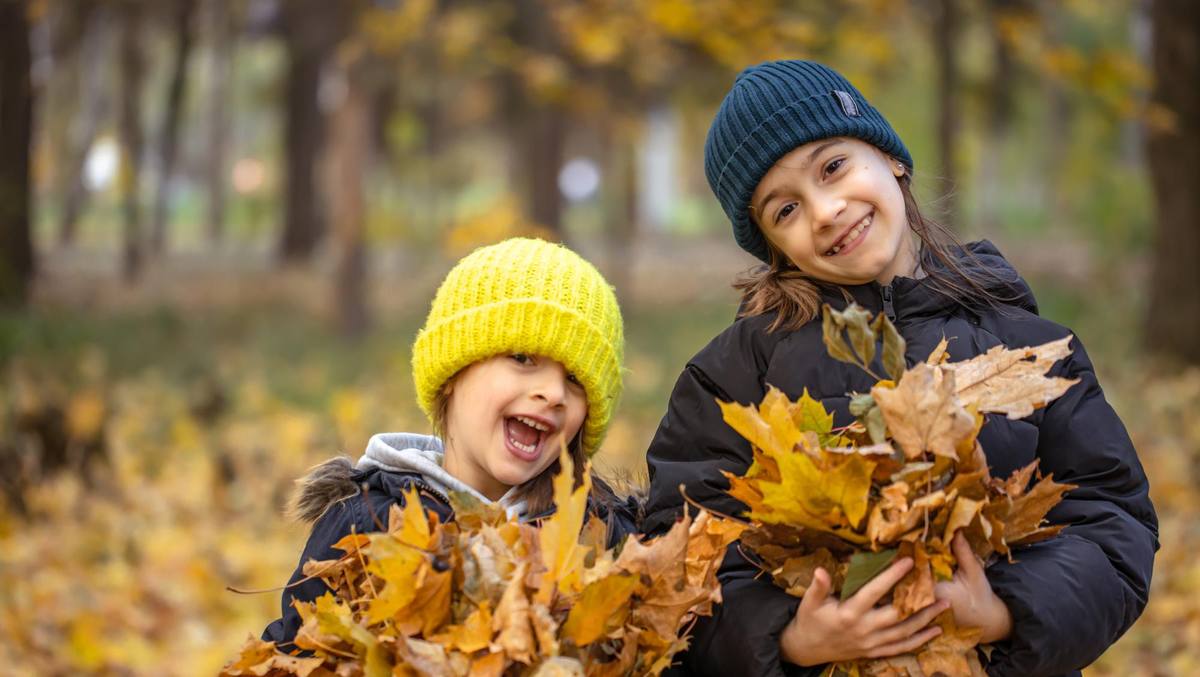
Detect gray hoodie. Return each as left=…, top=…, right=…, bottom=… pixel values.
left=291, top=432, right=528, bottom=523
left=357, top=432, right=527, bottom=517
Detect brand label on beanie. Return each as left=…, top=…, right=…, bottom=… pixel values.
left=833, top=90, right=860, bottom=117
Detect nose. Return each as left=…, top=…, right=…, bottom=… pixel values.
left=531, top=362, right=570, bottom=407
left=810, top=191, right=846, bottom=234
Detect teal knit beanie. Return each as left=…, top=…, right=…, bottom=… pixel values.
left=704, top=60, right=913, bottom=263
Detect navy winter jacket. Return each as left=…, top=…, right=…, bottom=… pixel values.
left=644, top=242, right=1158, bottom=677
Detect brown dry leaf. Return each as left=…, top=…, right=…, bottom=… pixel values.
left=531, top=601, right=561, bottom=657
left=866, top=652, right=924, bottom=676
left=684, top=511, right=746, bottom=593
left=873, top=364, right=975, bottom=460
left=945, top=336, right=1078, bottom=420
left=893, top=542, right=935, bottom=620
left=915, top=612, right=984, bottom=677
left=945, top=468, right=989, bottom=502
left=867, top=490, right=949, bottom=547
left=618, top=515, right=701, bottom=638
left=532, top=657, right=586, bottom=676
left=995, top=460, right=1038, bottom=499
left=1005, top=474, right=1076, bottom=545
left=493, top=562, right=535, bottom=664
left=942, top=497, right=984, bottom=545
left=616, top=511, right=690, bottom=579
left=221, top=637, right=326, bottom=677
left=880, top=481, right=910, bottom=514
left=773, top=548, right=839, bottom=597
left=585, top=630, right=640, bottom=677
left=395, top=637, right=455, bottom=677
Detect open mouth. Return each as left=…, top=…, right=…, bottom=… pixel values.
left=824, top=211, right=873, bottom=257
left=504, top=414, right=556, bottom=461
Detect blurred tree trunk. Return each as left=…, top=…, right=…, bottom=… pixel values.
left=57, top=8, right=109, bottom=248
left=977, top=0, right=1022, bottom=232
left=1146, top=0, right=1200, bottom=365
left=149, top=0, right=196, bottom=255
left=328, top=57, right=370, bottom=339
left=278, top=0, right=344, bottom=264
left=931, top=0, right=961, bottom=229
left=525, top=105, right=566, bottom=235
left=618, top=126, right=640, bottom=304
left=0, top=0, right=35, bottom=308
left=117, top=1, right=146, bottom=283
left=506, top=0, right=565, bottom=236
left=206, top=0, right=233, bottom=245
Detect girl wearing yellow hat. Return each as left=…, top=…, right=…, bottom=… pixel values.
left=262, top=237, right=635, bottom=649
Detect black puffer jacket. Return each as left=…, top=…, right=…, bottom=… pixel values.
left=644, top=242, right=1158, bottom=677
left=263, top=461, right=641, bottom=650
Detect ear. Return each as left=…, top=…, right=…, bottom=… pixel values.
left=891, top=159, right=906, bottom=178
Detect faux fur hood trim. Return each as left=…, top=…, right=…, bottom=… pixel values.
left=288, top=456, right=358, bottom=523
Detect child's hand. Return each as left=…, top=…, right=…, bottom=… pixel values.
left=934, top=532, right=1013, bottom=644
left=779, top=557, right=949, bottom=666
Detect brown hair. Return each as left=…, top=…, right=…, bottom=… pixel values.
left=431, top=375, right=625, bottom=522
left=734, top=168, right=1021, bottom=332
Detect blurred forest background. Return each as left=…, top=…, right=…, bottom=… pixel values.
left=0, top=0, right=1198, bottom=674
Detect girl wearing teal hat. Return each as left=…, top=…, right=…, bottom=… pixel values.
left=644, top=61, right=1156, bottom=676
left=262, top=237, right=639, bottom=649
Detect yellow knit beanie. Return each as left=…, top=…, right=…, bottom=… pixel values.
left=412, top=238, right=624, bottom=456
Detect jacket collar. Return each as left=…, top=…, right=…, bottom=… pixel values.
left=822, top=240, right=1037, bottom=323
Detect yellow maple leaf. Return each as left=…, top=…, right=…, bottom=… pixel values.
left=791, top=388, right=833, bottom=433
left=432, top=602, right=493, bottom=653
left=755, top=449, right=875, bottom=531
left=561, top=573, right=640, bottom=646
left=718, top=388, right=804, bottom=457
left=536, top=448, right=593, bottom=605
left=363, top=488, right=436, bottom=624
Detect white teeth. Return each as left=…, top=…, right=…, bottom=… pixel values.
left=515, top=415, right=549, bottom=432
left=511, top=438, right=536, bottom=453
left=826, top=214, right=873, bottom=256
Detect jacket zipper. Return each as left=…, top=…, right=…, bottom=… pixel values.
left=881, top=284, right=896, bottom=322
left=405, top=477, right=452, bottom=508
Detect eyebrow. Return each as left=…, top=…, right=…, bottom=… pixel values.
left=752, top=140, right=845, bottom=223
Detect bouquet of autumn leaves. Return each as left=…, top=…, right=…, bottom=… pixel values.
left=720, top=304, right=1079, bottom=677
left=223, top=451, right=744, bottom=677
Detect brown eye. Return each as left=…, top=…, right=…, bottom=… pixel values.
left=823, top=158, right=844, bottom=177
left=777, top=202, right=797, bottom=223
left=510, top=353, right=531, bottom=365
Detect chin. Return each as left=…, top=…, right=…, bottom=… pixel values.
left=490, top=461, right=539, bottom=489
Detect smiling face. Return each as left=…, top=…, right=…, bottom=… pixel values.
left=440, top=353, right=587, bottom=500
left=749, top=137, right=916, bottom=286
